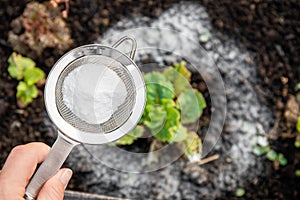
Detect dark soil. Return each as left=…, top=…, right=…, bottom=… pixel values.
left=200, top=0, right=300, bottom=199
left=0, top=0, right=299, bottom=199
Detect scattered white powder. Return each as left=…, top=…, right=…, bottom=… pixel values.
left=62, top=63, right=127, bottom=124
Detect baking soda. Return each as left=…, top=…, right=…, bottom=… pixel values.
left=62, top=63, right=127, bottom=124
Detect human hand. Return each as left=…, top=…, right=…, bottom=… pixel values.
left=0, top=142, right=72, bottom=200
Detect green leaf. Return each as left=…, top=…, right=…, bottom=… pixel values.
left=295, top=83, right=300, bottom=91
left=297, top=117, right=300, bottom=133
left=174, top=61, right=191, bottom=80
left=295, top=169, right=300, bottom=177
left=115, top=126, right=144, bottom=145
left=24, top=67, right=45, bottom=85
left=295, top=132, right=300, bottom=148
left=144, top=72, right=175, bottom=104
left=277, top=153, right=287, bottom=166
left=129, top=125, right=145, bottom=137
left=183, top=131, right=202, bottom=162
left=164, top=61, right=191, bottom=95
left=7, top=52, right=35, bottom=80
left=252, top=145, right=270, bottom=156
left=8, top=64, right=24, bottom=80
left=144, top=104, right=167, bottom=133
left=177, top=89, right=206, bottom=124
left=266, top=150, right=277, bottom=161
left=171, top=125, right=188, bottom=142
left=199, top=31, right=211, bottom=43
left=235, top=188, right=245, bottom=197
left=145, top=99, right=180, bottom=143
left=153, top=100, right=181, bottom=142
left=196, top=90, right=207, bottom=109
left=142, top=72, right=181, bottom=143
left=16, top=81, right=38, bottom=104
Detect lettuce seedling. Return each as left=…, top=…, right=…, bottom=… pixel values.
left=235, top=188, right=245, bottom=197
left=115, top=62, right=207, bottom=162
left=8, top=52, right=35, bottom=80
left=7, top=52, right=45, bottom=105
left=253, top=137, right=288, bottom=167
left=16, top=81, right=39, bottom=105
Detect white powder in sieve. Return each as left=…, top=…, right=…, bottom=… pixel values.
left=62, top=63, right=127, bottom=124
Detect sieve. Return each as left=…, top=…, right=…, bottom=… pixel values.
left=25, top=36, right=146, bottom=199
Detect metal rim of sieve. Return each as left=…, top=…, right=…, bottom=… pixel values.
left=44, top=43, right=146, bottom=144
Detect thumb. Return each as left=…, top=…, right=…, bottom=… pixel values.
left=37, top=168, right=72, bottom=200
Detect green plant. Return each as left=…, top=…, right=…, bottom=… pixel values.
left=297, top=117, right=300, bottom=132
left=277, top=153, right=288, bottom=166
left=8, top=52, right=45, bottom=105
left=114, top=61, right=206, bottom=162
left=253, top=137, right=287, bottom=167
left=295, top=169, right=300, bottom=177
left=199, top=30, right=211, bottom=43
left=235, top=188, right=245, bottom=197
left=8, top=2, right=73, bottom=56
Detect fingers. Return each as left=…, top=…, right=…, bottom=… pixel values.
left=0, top=142, right=72, bottom=200
left=0, top=143, right=50, bottom=199
left=37, top=168, right=72, bottom=200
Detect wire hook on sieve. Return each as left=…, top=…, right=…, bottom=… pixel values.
left=112, top=36, right=137, bottom=60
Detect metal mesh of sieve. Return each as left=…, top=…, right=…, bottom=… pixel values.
left=55, top=55, right=136, bottom=133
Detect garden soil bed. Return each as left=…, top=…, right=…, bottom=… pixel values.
left=0, top=0, right=299, bottom=199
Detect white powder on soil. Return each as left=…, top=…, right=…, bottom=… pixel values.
left=62, top=63, right=127, bottom=124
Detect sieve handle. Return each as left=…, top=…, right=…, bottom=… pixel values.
left=112, top=36, right=137, bottom=60
left=25, top=133, right=78, bottom=200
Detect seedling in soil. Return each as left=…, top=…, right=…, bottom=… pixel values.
left=114, top=61, right=206, bottom=162
left=252, top=133, right=288, bottom=167
left=253, top=145, right=270, bottom=156
left=277, top=153, right=288, bottom=166
left=235, top=188, right=245, bottom=197
left=7, top=52, right=45, bottom=106
left=8, top=2, right=73, bottom=56
left=295, top=169, right=300, bottom=177
left=199, top=30, right=211, bottom=43
left=266, top=150, right=277, bottom=161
